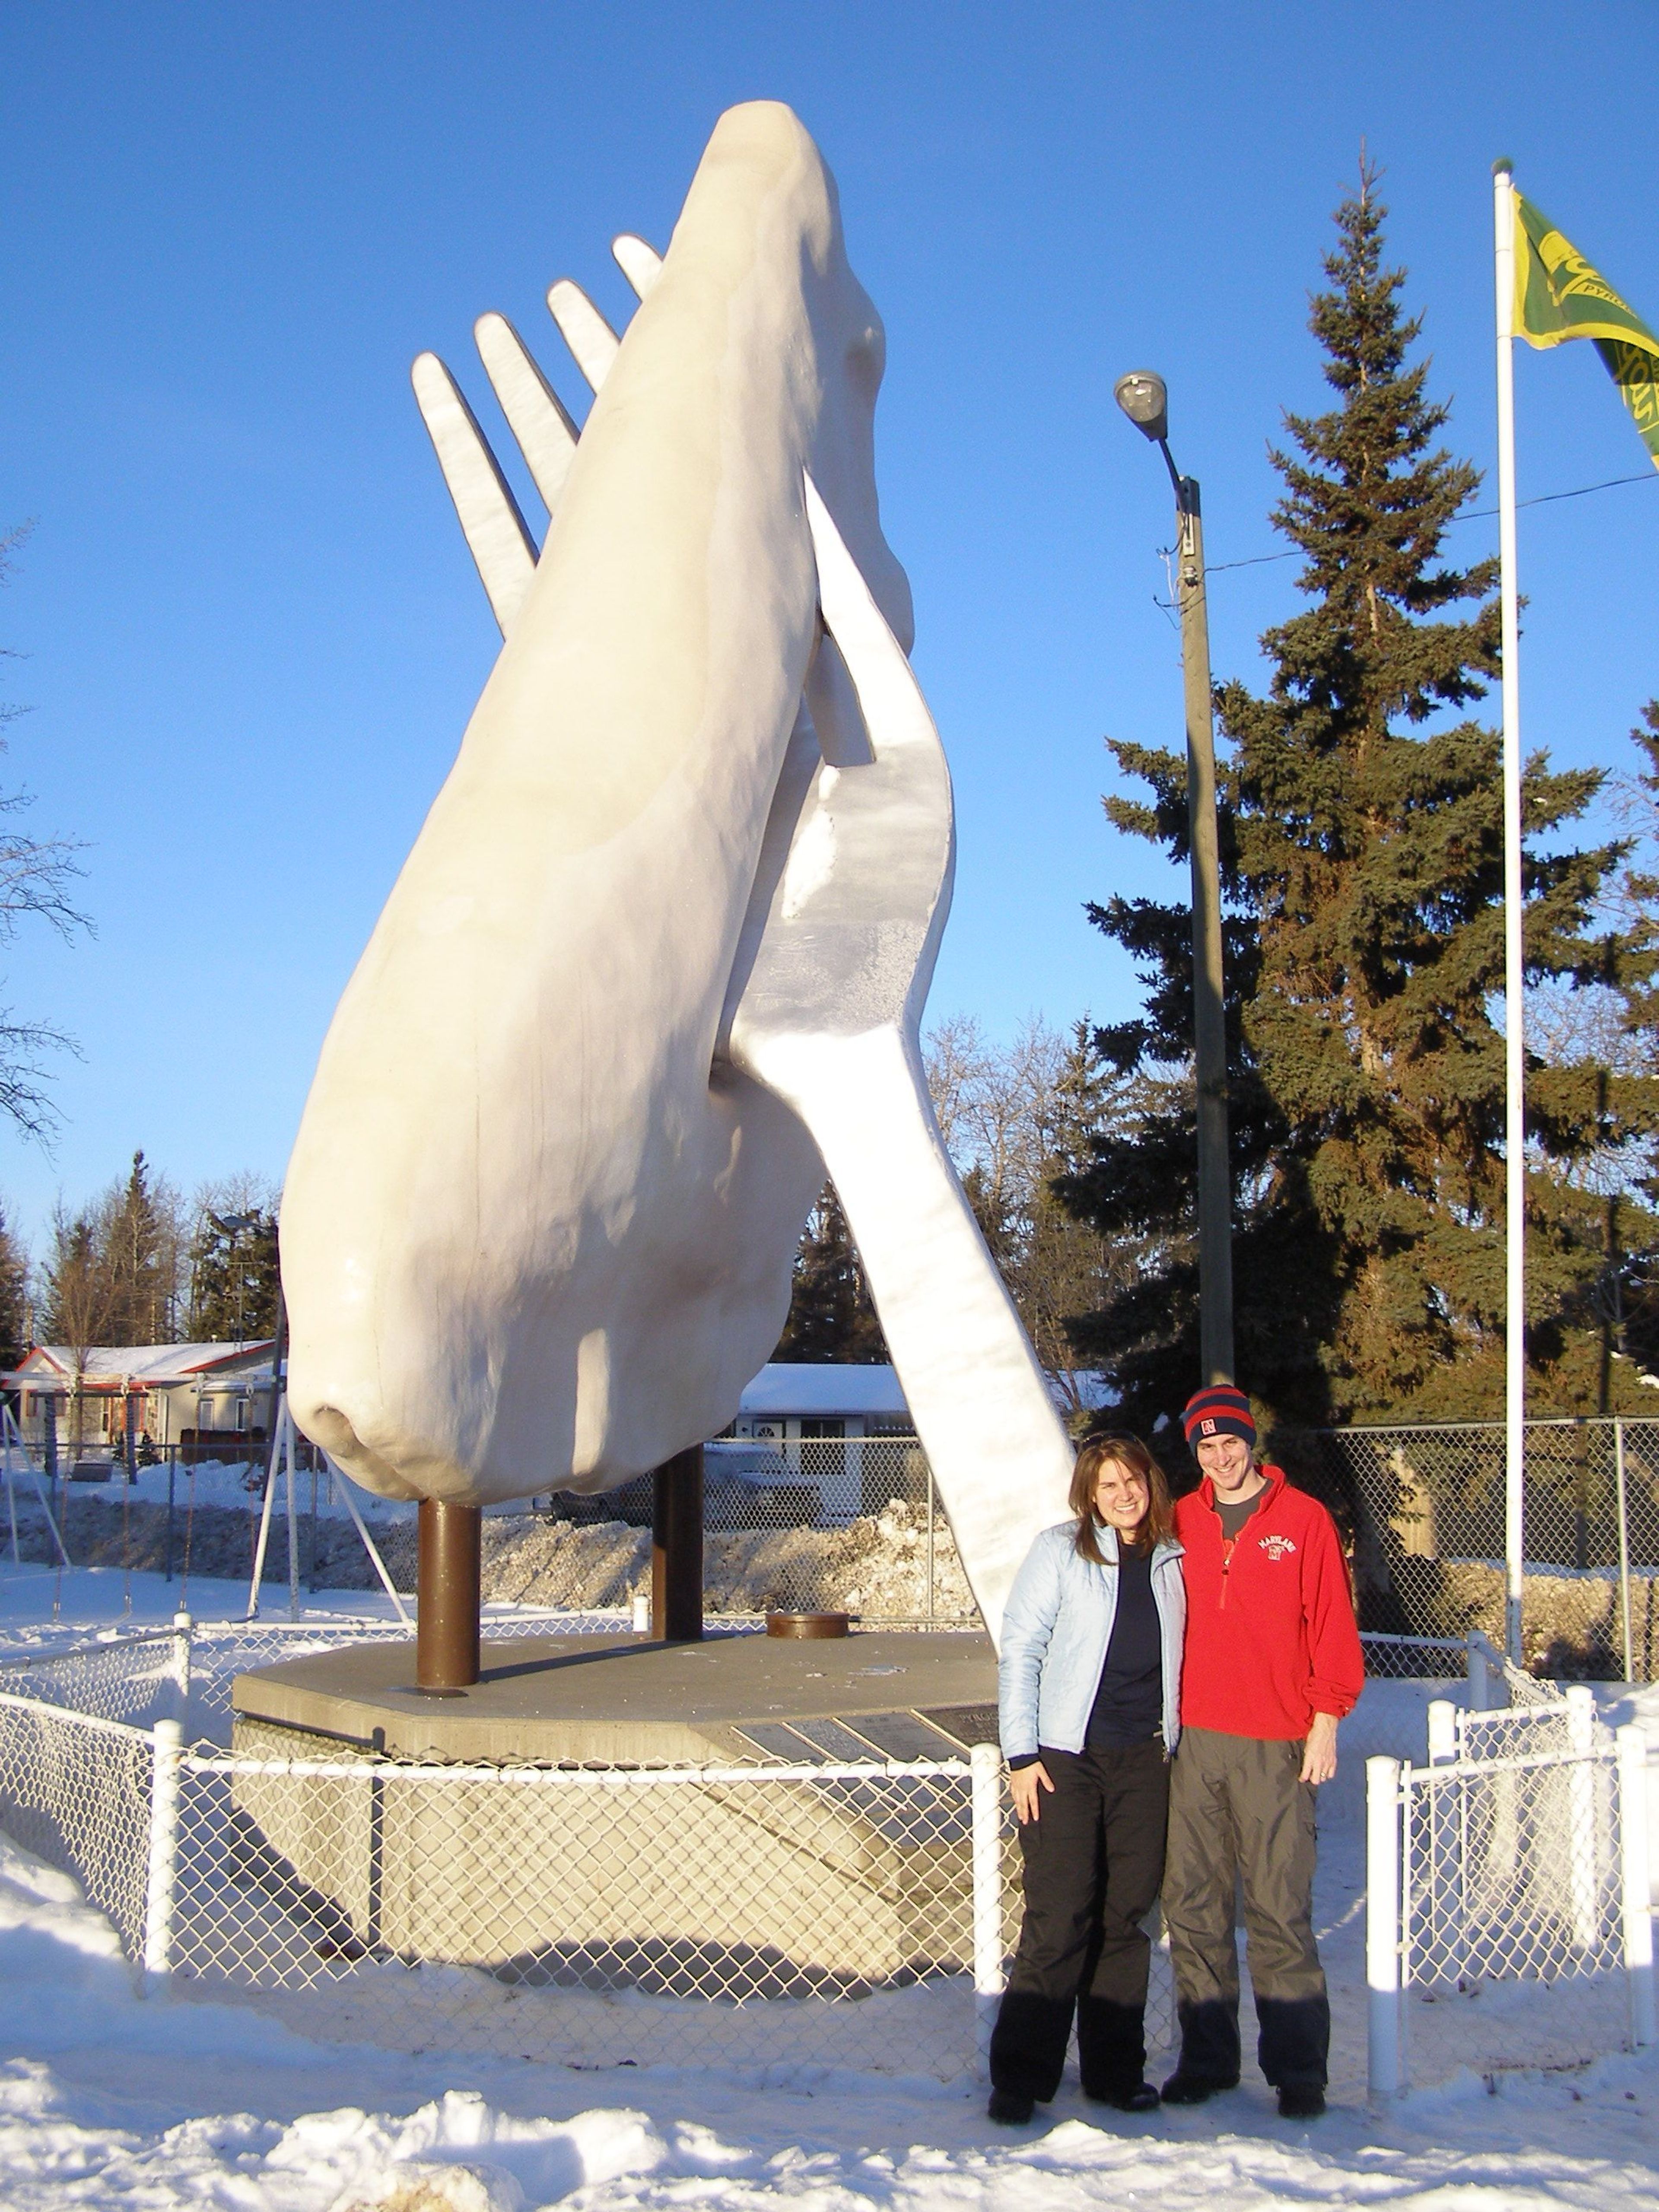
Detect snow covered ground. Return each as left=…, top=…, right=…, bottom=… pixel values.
left=1, top=1564, right=1656, bottom=2210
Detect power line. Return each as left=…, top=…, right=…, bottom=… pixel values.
left=1204, top=467, right=1655, bottom=575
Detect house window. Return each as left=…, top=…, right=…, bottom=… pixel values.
left=235, top=1398, right=248, bottom=1433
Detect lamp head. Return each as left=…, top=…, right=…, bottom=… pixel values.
left=1114, top=370, right=1169, bottom=444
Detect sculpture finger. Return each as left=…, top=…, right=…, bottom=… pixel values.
left=474, top=312, right=579, bottom=515
left=612, top=234, right=664, bottom=300
left=547, top=279, right=621, bottom=394
left=803, top=475, right=931, bottom=764
left=411, top=351, right=537, bottom=636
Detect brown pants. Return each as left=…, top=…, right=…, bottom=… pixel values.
left=1163, top=1726, right=1328, bottom=2090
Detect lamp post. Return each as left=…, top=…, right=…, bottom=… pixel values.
left=1114, top=370, right=1234, bottom=1384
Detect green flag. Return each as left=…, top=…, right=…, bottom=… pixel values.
left=1513, top=190, right=1659, bottom=469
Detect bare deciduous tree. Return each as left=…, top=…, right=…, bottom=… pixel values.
left=0, top=523, right=92, bottom=1141
left=923, top=1014, right=1142, bottom=1412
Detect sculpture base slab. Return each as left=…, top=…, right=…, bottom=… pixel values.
left=225, top=1631, right=1004, bottom=1995
left=231, top=1626, right=996, bottom=1765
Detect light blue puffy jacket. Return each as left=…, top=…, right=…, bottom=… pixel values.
left=998, top=1519, right=1186, bottom=1762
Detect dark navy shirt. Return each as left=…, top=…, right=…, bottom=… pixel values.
left=1085, top=1542, right=1163, bottom=1748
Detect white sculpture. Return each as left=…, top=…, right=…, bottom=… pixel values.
left=281, top=102, right=1073, bottom=1641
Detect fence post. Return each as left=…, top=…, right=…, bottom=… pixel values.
left=1566, top=1685, right=1599, bottom=1951
left=169, top=1611, right=192, bottom=1726
left=970, top=1742, right=1004, bottom=2075
left=142, top=1718, right=184, bottom=1997
left=1427, top=1699, right=1457, bottom=1766
left=926, top=1461, right=936, bottom=1630
left=1367, top=1755, right=1403, bottom=2098
left=1465, top=1633, right=1490, bottom=1713
left=1617, top=1723, right=1655, bottom=2048
left=1614, top=1420, right=1635, bottom=1685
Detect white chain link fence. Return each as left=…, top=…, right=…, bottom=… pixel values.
left=1367, top=1711, right=1656, bottom=2094
left=21, top=1611, right=1648, bottom=2095
left=0, top=1618, right=1055, bottom=2081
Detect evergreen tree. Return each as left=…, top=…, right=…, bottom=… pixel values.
left=0, top=1201, right=28, bottom=1370
left=773, top=1182, right=889, bottom=1362
left=1602, top=701, right=1659, bottom=1379
left=1064, top=167, right=1658, bottom=1427
left=186, top=1202, right=280, bottom=1341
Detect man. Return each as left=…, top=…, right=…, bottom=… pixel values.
left=1160, top=1383, right=1363, bottom=2120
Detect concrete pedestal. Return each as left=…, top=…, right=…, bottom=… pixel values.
left=227, top=1630, right=1000, bottom=1994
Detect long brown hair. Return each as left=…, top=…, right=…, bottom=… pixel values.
left=1071, top=1434, right=1173, bottom=1565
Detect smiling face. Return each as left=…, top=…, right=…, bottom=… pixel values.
left=1093, top=1456, right=1150, bottom=1540
left=1195, top=1431, right=1255, bottom=1494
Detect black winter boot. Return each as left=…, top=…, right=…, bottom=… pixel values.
left=1077, top=1996, right=1158, bottom=2111
left=1162, top=1997, right=1241, bottom=2101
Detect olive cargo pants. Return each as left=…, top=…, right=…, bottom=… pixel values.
left=1163, top=1726, right=1329, bottom=2091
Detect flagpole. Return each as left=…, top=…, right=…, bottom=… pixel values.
left=1493, top=158, right=1526, bottom=1664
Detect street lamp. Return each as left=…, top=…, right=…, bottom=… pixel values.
left=1114, top=371, right=1235, bottom=1385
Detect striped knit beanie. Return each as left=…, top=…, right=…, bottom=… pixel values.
left=1181, top=1383, right=1256, bottom=1449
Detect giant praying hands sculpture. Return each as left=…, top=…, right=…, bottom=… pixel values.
left=280, top=102, right=1075, bottom=1651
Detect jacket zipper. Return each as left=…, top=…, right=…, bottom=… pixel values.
left=1212, top=1480, right=1274, bottom=1609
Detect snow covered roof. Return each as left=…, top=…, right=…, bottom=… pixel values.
left=738, top=1363, right=912, bottom=1420
left=5, top=1342, right=276, bottom=1389
left=736, top=1363, right=1114, bottom=1421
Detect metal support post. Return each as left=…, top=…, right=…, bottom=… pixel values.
left=1617, top=1724, right=1655, bottom=2047
left=245, top=1417, right=286, bottom=1620
left=926, top=1459, right=936, bottom=1629
left=1367, top=1755, right=1403, bottom=2098
left=1494, top=163, right=1527, bottom=1667
left=327, top=1458, right=413, bottom=1627
left=42, top=1392, right=58, bottom=1537
left=1174, top=477, right=1234, bottom=1384
left=1466, top=1633, right=1490, bottom=1714
left=1566, top=1685, right=1598, bottom=1952
left=282, top=1408, right=301, bottom=1622
left=170, top=1610, right=192, bottom=1727
left=652, top=1445, right=704, bottom=1642
left=416, top=1498, right=482, bottom=1691
left=142, top=1718, right=184, bottom=1997
left=1427, top=1700, right=1457, bottom=1766
left=1615, top=1418, right=1635, bottom=1685
left=970, top=1740, right=1005, bottom=2075
left=3, top=1416, right=16, bottom=1564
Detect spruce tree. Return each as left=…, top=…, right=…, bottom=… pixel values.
left=0, top=1201, right=28, bottom=1369
left=186, top=1203, right=280, bottom=1341
left=772, top=1183, right=889, bottom=1362
left=1064, top=167, right=1658, bottom=1427
left=1602, top=701, right=1659, bottom=1378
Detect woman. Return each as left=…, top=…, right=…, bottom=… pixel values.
left=988, top=1434, right=1185, bottom=2126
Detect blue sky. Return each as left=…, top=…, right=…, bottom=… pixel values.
left=1, top=2, right=1654, bottom=1255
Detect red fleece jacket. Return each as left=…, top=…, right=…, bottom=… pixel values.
left=1174, top=1465, right=1364, bottom=1740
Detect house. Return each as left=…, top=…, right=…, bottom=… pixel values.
left=712, top=1362, right=1111, bottom=1522
left=4, top=1342, right=278, bottom=1460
